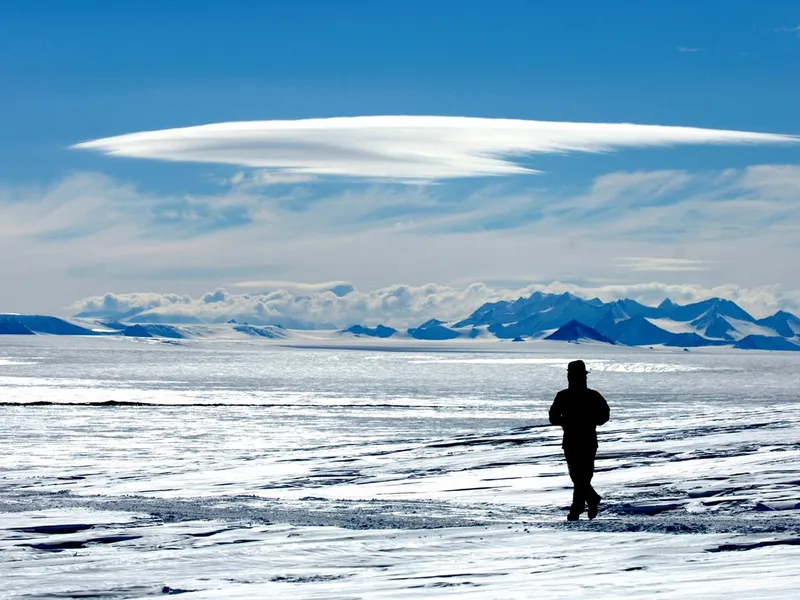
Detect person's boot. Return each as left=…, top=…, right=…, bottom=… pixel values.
left=587, top=495, right=601, bottom=520
left=568, top=499, right=584, bottom=521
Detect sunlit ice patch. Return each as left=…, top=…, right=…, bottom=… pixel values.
left=408, top=358, right=573, bottom=365
left=585, top=362, right=715, bottom=373
left=0, top=358, right=39, bottom=366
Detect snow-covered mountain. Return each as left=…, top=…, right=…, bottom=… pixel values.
left=407, top=319, right=462, bottom=340
left=0, top=314, right=99, bottom=336
left=544, top=320, right=615, bottom=344
left=2, top=292, right=800, bottom=350
left=0, top=316, right=35, bottom=335
left=342, top=292, right=800, bottom=350
left=342, top=324, right=397, bottom=339
left=756, top=310, right=800, bottom=338
left=0, top=314, right=286, bottom=342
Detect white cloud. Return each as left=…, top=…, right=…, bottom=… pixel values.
left=77, top=291, right=193, bottom=314
left=72, top=283, right=507, bottom=328
left=615, top=258, right=711, bottom=272
left=227, top=170, right=317, bottom=187
left=230, top=280, right=356, bottom=296
left=70, top=280, right=800, bottom=327
left=72, top=116, right=799, bottom=182
left=3, top=164, right=800, bottom=315
left=568, top=169, right=692, bottom=211
left=736, top=164, right=800, bottom=198
left=677, top=46, right=703, bottom=53
left=776, top=25, right=800, bottom=36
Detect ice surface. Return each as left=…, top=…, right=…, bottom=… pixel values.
left=1, top=336, right=799, bottom=598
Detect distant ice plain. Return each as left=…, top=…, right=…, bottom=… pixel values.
left=1, top=336, right=799, bottom=598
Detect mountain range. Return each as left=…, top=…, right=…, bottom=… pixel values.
left=346, top=291, right=800, bottom=350
left=2, top=292, right=800, bottom=351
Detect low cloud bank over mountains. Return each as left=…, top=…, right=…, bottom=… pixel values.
left=68, top=281, right=800, bottom=329
left=3, top=282, right=800, bottom=350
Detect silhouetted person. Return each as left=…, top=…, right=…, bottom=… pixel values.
left=549, top=360, right=610, bottom=521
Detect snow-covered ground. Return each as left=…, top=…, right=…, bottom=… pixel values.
left=1, top=336, right=798, bottom=598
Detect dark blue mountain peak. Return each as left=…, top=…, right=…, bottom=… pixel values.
left=694, top=313, right=736, bottom=341
left=735, top=335, right=800, bottom=351
left=343, top=324, right=396, bottom=338
left=664, top=297, right=755, bottom=324
left=658, top=298, right=676, bottom=311
left=122, top=324, right=153, bottom=338
left=123, top=324, right=185, bottom=339
left=0, top=316, right=36, bottom=335
left=756, top=310, right=800, bottom=338
left=554, top=291, right=581, bottom=303
left=545, top=320, right=614, bottom=344
left=417, top=318, right=446, bottom=328
left=407, top=322, right=460, bottom=340
left=3, top=314, right=97, bottom=336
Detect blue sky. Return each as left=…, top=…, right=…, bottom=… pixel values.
left=2, top=1, right=800, bottom=319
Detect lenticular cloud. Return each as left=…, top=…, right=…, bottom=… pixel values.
left=72, top=116, right=799, bottom=181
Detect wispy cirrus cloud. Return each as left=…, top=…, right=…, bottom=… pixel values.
left=226, top=170, right=317, bottom=187
left=4, top=164, right=800, bottom=314
left=72, top=116, right=799, bottom=182
left=677, top=46, right=703, bottom=53
left=775, top=25, right=800, bottom=36
left=615, top=257, right=712, bottom=272
left=229, top=280, right=355, bottom=296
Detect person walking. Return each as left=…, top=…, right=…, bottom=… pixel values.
left=549, top=360, right=610, bottom=521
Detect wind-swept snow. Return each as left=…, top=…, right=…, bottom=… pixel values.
left=724, top=318, right=782, bottom=339
left=1, top=337, right=799, bottom=598
left=645, top=318, right=699, bottom=335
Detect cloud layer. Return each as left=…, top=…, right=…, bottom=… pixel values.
left=3, top=164, right=800, bottom=314
left=72, top=116, right=799, bottom=181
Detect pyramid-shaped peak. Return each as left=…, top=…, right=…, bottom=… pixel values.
left=511, top=295, right=533, bottom=306
left=709, top=298, right=755, bottom=321
left=545, top=320, right=614, bottom=344
left=417, top=318, right=445, bottom=328
left=658, top=298, right=676, bottom=310
left=662, top=296, right=755, bottom=324
left=710, top=297, right=740, bottom=309
left=556, top=291, right=582, bottom=302
left=614, top=298, right=640, bottom=309
left=756, top=309, right=800, bottom=337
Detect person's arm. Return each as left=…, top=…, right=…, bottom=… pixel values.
left=593, top=391, right=610, bottom=426
left=549, top=392, right=564, bottom=426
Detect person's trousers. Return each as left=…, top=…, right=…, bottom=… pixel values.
left=564, top=446, right=600, bottom=514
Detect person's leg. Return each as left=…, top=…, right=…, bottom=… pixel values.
left=566, top=452, right=591, bottom=520
left=566, top=460, right=583, bottom=518
left=586, top=448, right=601, bottom=519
